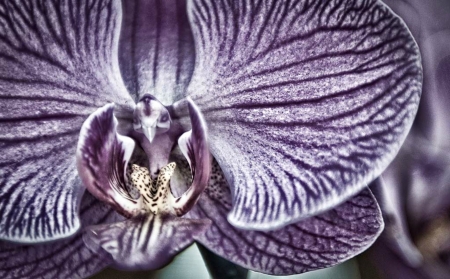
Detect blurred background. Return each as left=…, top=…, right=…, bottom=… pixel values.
left=90, top=244, right=361, bottom=279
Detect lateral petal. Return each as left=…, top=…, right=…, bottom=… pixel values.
left=186, top=0, right=422, bottom=229
left=0, top=0, right=133, bottom=242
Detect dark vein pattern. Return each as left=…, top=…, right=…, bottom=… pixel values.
left=383, top=0, right=450, bottom=150
left=179, top=161, right=384, bottom=275
left=0, top=193, right=120, bottom=279
left=186, top=0, right=422, bottom=229
left=84, top=213, right=211, bottom=270
left=0, top=0, right=133, bottom=242
left=119, top=0, right=195, bottom=105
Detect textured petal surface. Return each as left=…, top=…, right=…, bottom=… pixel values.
left=379, top=0, right=450, bottom=242
left=0, top=0, right=133, bottom=242
left=83, top=213, right=211, bottom=271
left=382, top=0, right=450, bottom=149
left=119, top=0, right=195, bottom=104
left=186, top=0, right=422, bottom=230
left=0, top=193, right=120, bottom=279
left=77, top=104, right=143, bottom=217
left=175, top=161, right=384, bottom=275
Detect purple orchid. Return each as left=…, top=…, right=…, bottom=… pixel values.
left=360, top=0, right=450, bottom=278
left=0, top=0, right=421, bottom=278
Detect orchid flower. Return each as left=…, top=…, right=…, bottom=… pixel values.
left=0, top=0, right=421, bottom=278
left=360, top=0, right=450, bottom=278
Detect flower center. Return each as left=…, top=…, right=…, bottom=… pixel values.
left=126, top=163, right=176, bottom=215
left=76, top=95, right=210, bottom=219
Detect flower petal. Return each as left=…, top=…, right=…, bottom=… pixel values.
left=180, top=161, right=384, bottom=275
left=0, top=193, right=120, bottom=279
left=382, top=0, right=450, bottom=149
left=83, top=213, right=211, bottom=271
left=0, top=0, right=133, bottom=242
left=77, top=104, right=143, bottom=218
left=364, top=239, right=446, bottom=279
left=173, top=98, right=211, bottom=216
left=119, top=0, right=195, bottom=105
left=370, top=177, right=423, bottom=267
left=186, top=0, right=422, bottom=230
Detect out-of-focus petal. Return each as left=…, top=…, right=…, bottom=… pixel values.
left=0, top=193, right=120, bottom=279
left=119, top=0, right=195, bottom=104
left=83, top=213, right=211, bottom=271
left=175, top=161, right=384, bottom=275
left=0, top=0, right=133, bottom=242
left=77, top=104, right=143, bottom=218
left=370, top=177, right=423, bottom=267
left=400, top=135, right=450, bottom=228
left=363, top=238, right=450, bottom=279
left=185, top=0, right=422, bottom=230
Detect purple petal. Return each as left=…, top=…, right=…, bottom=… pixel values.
left=0, top=0, right=133, bottom=242
left=370, top=176, right=423, bottom=267
left=0, top=193, right=120, bottom=279
left=180, top=161, right=384, bottom=275
left=364, top=238, right=449, bottom=279
left=369, top=133, right=450, bottom=271
left=174, top=98, right=211, bottom=216
left=185, top=0, right=422, bottom=230
left=396, top=134, right=450, bottom=231
left=77, top=104, right=143, bottom=218
left=382, top=0, right=450, bottom=149
left=83, top=213, right=211, bottom=271
left=119, top=0, right=195, bottom=104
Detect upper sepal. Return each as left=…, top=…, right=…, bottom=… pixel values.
left=186, top=0, right=422, bottom=230
left=119, top=0, right=195, bottom=104
left=76, top=104, right=143, bottom=217
left=83, top=213, right=211, bottom=270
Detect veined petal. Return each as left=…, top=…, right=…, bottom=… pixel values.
left=0, top=193, right=120, bottom=279
left=186, top=0, right=422, bottom=229
left=383, top=0, right=450, bottom=149
left=83, top=213, right=211, bottom=270
left=182, top=161, right=383, bottom=275
left=77, top=104, right=143, bottom=218
left=0, top=0, right=133, bottom=242
left=119, top=0, right=195, bottom=105
left=173, top=98, right=211, bottom=216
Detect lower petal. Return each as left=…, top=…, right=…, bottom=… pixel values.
left=83, top=213, right=211, bottom=270
left=185, top=161, right=384, bottom=275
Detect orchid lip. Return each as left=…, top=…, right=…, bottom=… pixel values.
left=76, top=96, right=211, bottom=219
